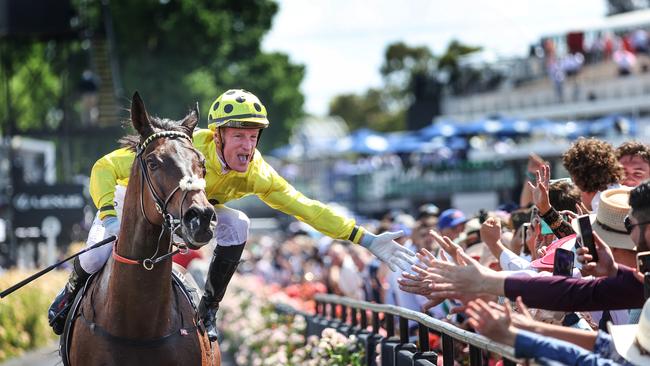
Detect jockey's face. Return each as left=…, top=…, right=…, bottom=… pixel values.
left=219, top=127, right=259, bottom=172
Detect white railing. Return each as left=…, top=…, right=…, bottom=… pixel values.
left=277, top=294, right=527, bottom=366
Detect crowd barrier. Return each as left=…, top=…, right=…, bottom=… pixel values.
left=277, top=294, right=527, bottom=366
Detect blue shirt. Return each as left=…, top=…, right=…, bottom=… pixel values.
left=515, top=330, right=629, bottom=366
left=592, top=331, right=635, bottom=366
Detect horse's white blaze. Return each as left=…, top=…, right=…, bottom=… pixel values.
left=179, top=175, right=206, bottom=191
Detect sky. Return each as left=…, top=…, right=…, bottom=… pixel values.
left=262, top=0, right=608, bottom=116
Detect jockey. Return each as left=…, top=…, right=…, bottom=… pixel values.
left=48, top=89, right=416, bottom=341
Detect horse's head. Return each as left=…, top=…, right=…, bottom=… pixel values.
left=129, top=92, right=216, bottom=248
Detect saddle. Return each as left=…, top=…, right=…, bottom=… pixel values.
left=59, top=266, right=202, bottom=366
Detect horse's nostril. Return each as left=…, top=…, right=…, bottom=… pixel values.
left=184, top=206, right=216, bottom=228
left=201, top=206, right=216, bottom=222
left=184, top=207, right=199, bottom=221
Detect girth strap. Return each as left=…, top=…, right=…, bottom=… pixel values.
left=78, top=312, right=196, bottom=348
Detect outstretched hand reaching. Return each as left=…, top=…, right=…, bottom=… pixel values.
left=361, top=231, right=417, bottom=272
left=466, top=299, right=518, bottom=347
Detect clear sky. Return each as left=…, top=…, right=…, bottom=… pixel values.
left=262, top=0, right=607, bottom=116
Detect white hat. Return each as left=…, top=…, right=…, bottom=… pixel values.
left=571, top=187, right=635, bottom=250
left=608, top=298, right=650, bottom=365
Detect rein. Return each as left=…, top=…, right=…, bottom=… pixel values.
left=112, top=241, right=189, bottom=271
left=113, top=131, right=204, bottom=271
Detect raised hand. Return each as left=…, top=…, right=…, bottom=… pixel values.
left=527, top=165, right=551, bottom=214
left=398, top=270, right=435, bottom=297
left=417, top=250, right=501, bottom=296
left=558, top=210, right=578, bottom=221
left=480, top=217, right=502, bottom=258
left=429, top=230, right=464, bottom=264
left=466, top=299, right=518, bottom=346
left=486, top=297, right=536, bottom=331
left=577, top=232, right=617, bottom=278
left=413, top=247, right=438, bottom=269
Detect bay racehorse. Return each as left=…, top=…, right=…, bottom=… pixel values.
left=67, top=92, right=220, bottom=365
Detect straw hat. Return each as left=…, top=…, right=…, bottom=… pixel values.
left=571, top=187, right=635, bottom=250
left=608, top=299, right=650, bottom=365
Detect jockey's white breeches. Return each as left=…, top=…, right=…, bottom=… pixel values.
left=79, top=185, right=249, bottom=274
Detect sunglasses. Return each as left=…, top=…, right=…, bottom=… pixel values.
left=623, top=215, right=650, bottom=234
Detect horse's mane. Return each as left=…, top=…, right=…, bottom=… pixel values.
left=119, top=116, right=190, bottom=152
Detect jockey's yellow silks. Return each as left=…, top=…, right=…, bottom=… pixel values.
left=89, top=128, right=366, bottom=244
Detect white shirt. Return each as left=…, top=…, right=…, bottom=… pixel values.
left=499, top=248, right=532, bottom=271
left=591, top=183, right=621, bottom=212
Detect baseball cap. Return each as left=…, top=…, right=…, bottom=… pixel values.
left=438, top=209, right=467, bottom=231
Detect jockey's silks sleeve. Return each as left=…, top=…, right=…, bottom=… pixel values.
left=89, top=148, right=135, bottom=219
left=192, top=129, right=366, bottom=244
left=253, top=157, right=366, bottom=244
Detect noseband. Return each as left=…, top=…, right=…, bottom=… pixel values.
left=113, top=131, right=207, bottom=270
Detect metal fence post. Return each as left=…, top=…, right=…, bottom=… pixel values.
left=442, top=333, right=454, bottom=366
left=381, top=313, right=401, bottom=366
left=395, top=316, right=418, bottom=366
left=469, top=345, right=483, bottom=366
left=307, top=294, right=524, bottom=366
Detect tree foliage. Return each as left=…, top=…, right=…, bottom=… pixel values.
left=0, top=42, right=67, bottom=134
left=108, top=0, right=304, bottom=151
left=329, top=89, right=405, bottom=132
left=0, top=0, right=304, bottom=154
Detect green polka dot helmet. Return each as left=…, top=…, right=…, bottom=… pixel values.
left=207, top=89, right=269, bottom=130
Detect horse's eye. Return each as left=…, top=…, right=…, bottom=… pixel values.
left=147, top=159, right=159, bottom=171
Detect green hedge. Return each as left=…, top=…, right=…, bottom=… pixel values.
left=0, top=269, right=67, bottom=362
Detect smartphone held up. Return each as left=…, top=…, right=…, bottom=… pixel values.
left=576, top=214, right=599, bottom=263
left=638, top=251, right=650, bottom=274
left=553, top=248, right=575, bottom=276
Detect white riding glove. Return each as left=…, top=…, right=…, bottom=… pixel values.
left=360, top=230, right=416, bottom=272
left=102, top=216, right=120, bottom=241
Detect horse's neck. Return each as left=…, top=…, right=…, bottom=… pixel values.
left=101, top=180, right=176, bottom=338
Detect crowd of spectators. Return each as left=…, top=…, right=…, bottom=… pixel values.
left=541, top=28, right=650, bottom=102
left=218, top=137, right=650, bottom=365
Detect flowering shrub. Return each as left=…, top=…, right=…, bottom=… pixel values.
left=0, top=269, right=67, bottom=362
left=291, top=329, right=364, bottom=366
left=220, top=274, right=364, bottom=365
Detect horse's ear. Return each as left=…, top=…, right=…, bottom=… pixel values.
left=131, top=91, right=153, bottom=137
left=180, top=102, right=199, bottom=136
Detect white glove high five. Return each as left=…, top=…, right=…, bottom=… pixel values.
left=360, top=230, right=416, bottom=272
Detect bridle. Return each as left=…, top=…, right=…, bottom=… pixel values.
left=113, top=131, right=207, bottom=270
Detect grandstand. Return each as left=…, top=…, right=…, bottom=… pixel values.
left=440, top=9, right=650, bottom=123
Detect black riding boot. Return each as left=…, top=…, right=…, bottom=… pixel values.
left=198, top=243, right=245, bottom=342
left=48, top=257, right=90, bottom=335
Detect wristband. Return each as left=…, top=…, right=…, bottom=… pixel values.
left=360, top=232, right=375, bottom=248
